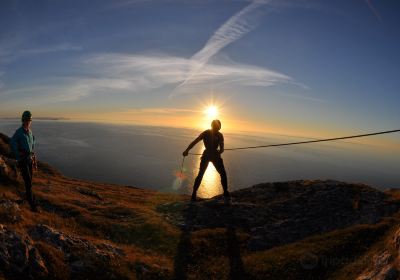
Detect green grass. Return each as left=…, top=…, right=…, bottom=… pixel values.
left=243, top=218, right=397, bottom=280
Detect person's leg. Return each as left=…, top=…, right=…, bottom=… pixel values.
left=19, top=159, right=35, bottom=209
left=212, top=157, right=229, bottom=196
left=192, top=157, right=209, bottom=201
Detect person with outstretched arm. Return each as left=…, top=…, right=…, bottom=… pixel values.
left=10, top=111, right=38, bottom=212
left=183, top=119, right=230, bottom=202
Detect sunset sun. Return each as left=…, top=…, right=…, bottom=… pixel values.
left=205, top=106, right=218, bottom=119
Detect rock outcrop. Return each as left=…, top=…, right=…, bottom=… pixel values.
left=0, top=156, right=20, bottom=184
left=0, top=199, right=21, bottom=223
left=159, top=180, right=399, bottom=251
left=29, top=224, right=125, bottom=278
left=0, top=223, right=126, bottom=280
left=0, top=224, right=48, bottom=279
left=357, top=226, right=400, bottom=280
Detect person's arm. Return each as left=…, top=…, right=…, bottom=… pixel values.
left=182, top=132, right=204, bottom=156
left=219, top=133, right=224, bottom=154
left=10, top=130, right=20, bottom=161
left=32, top=135, right=38, bottom=170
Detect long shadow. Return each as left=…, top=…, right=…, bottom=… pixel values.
left=173, top=203, right=197, bottom=280
left=224, top=199, right=248, bottom=280
left=173, top=199, right=247, bottom=279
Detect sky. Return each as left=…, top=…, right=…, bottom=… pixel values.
left=0, top=0, right=399, bottom=140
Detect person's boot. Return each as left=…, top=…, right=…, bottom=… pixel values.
left=30, top=203, right=39, bottom=213
left=223, top=190, right=231, bottom=204
left=191, top=192, right=197, bottom=202
left=29, top=196, right=40, bottom=213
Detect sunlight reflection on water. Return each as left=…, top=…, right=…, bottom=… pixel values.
left=190, top=148, right=224, bottom=199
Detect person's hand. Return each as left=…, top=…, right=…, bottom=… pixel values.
left=182, top=150, right=189, bottom=157
left=32, top=155, right=38, bottom=171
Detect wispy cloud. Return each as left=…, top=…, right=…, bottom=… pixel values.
left=0, top=43, right=82, bottom=64
left=174, top=0, right=271, bottom=92
left=0, top=52, right=295, bottom=105
left=86, top=53, right=294, bottom=93
left=18, top=44, right=82, bottom=56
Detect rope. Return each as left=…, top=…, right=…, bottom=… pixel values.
left=188, top=129, right=400, bottom=156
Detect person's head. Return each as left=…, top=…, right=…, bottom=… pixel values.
left=211, top=119, right=221, bottom=131
left=21, top=111, right=32, bottom=128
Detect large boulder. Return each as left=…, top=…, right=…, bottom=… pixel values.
left=0, top=224, right=48, bottom=279
left=29, top=224, right=125, bottom=278
left=0, top=133, right=13, bottom=159
left=0, top=199, right=22, bottom=223
left=0, top=155, right=20, bottom=184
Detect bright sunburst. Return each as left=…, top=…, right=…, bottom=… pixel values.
left=205, top=106, right=218, bottom=119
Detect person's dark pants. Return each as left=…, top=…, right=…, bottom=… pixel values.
left=192, top=152, right=228, bottom=199
left=18, top=158, right=35, bottom=208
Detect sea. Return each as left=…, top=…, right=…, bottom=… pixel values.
left=1, top=120, right=399, bottom=198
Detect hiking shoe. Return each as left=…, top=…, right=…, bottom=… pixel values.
left=223, top=191, right=231, bottom=204
left=30, top=205, right=40, bottom=213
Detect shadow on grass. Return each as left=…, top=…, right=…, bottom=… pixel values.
left=173, top=199, right=248, bottom=280
left=224, top=200, right=248, bottom=280
left=173, top=203, right=197, bottom=279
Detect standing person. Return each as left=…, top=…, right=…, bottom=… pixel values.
left=10, top=111, right=38, bottom=212
left=183, top=119, right=230, bottom=202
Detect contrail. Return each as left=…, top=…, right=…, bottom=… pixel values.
left=171, top=0, right=271, bottom=95
left=364, top=0, right=382, bottom=23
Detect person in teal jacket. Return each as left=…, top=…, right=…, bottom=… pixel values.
left=10, top=111, right=38, bottom=212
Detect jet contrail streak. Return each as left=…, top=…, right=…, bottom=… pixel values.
left=171, top=0, right=271, bottom=95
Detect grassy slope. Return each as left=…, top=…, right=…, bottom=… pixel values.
left=1, top=167, right=399, bottom=279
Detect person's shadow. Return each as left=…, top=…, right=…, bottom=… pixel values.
left=173, top=199, right=247, bottom=280
left=224, top=199, right=248, bottom=280
left=173, top=202, right=197, bottom=279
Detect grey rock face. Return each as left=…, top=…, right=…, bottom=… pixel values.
left=29, top=224, right=124, bottom=277
left=0, top=224, right=48, bottom=279
left=0, top=199, right=22, bottom=223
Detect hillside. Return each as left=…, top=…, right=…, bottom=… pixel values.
left=1, top=132, right=400, bottom=280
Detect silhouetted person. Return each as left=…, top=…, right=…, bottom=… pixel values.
left=183, top=119, right=229, bottom=202
left=10, top=111, right=38, bottom=212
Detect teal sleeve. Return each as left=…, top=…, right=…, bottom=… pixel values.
left=10, top=130, right=20, bottom=161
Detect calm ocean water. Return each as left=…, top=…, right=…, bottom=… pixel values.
left=1, top=120, right=399, bottom=197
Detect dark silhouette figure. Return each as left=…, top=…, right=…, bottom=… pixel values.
left=183, top=120, right=229, bottom=202
left=173, top=203, right=197, bottom=279
left=224, top=201, right=248, bottom=279
left=10, top=111, right=38, bottom=212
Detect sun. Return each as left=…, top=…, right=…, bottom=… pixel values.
left=205, top=106, right=218, bottom=119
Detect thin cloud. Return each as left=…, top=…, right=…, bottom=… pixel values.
left=120, top=108, right=199, bottom=115
left=87, top=53, right=293, bottom=92
left=174, top=0, right=271, bottom=92
left=0, top=43, right=82, bottom=64
left=18, top=44, right=82, bottom=56
left=0, top=52, right=296, bottom=105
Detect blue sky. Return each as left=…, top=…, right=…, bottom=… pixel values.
left=0, top=0, right=399, bottom=138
